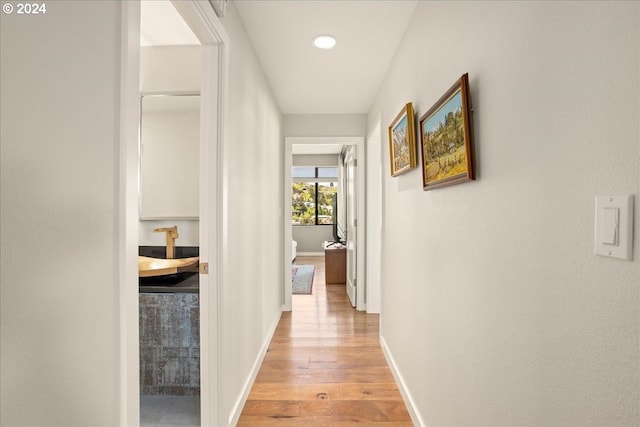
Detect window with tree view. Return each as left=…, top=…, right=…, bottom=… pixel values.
left=292, top=167, right=338, bottom=225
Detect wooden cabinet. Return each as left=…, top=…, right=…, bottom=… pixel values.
left=324, top=241, right=346, bottom=284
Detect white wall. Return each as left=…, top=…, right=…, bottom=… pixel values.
left=293, top=154, right=339, bottom=167
left=365, top=119, right=382, bottom=313
left=284, top=113, right=366, bottom=137
left=293, top=226, right=333, bottom=254
left=139, top=219, right=199, bottom=247
left=368, top=2, right=640, bottom=425
left=140, top=45, right=200, bottom=92
left=139, top=101, right=199, bottom=219
left=0, top=2, right=122, bottom=425
left=219, top=3, right=284, bottom=423
left=139, top=46, right=200, bottom=246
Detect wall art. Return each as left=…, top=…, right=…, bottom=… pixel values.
left=388, top=102, right=417, bottom=176
left=419, top=74, right=475, bottom=190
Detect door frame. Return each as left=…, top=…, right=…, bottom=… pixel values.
left=283, top=136, right=366, bottom=311
left=119, top=1, right=229, bottom=425
left=344, top=147, right=358, bottom=307
left=365, top=117, right=382, bottom=314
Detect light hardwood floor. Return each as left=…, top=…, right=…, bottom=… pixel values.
left=237, top=256, right=412, bottom=426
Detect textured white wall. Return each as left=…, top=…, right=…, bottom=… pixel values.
left=0, top=2, right=122, bottom=425
left=369, top=1, right=639, bottom=425
left=219, top=3, right=284, bottom=423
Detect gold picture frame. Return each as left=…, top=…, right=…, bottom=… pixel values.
left=388, top=102, right=417, bottom=176
left=419, top=73, right=475, bottom=190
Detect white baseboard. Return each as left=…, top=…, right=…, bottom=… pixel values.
left=296, top=252, right=324, bottom=257
left=380, top=334, right=425, bottom=427
left=227, top=310, right=282, bottom=426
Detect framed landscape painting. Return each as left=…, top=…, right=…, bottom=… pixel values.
left=388, top=102, right=417, bottom=176
left=419, top=73, right=475, bottom=191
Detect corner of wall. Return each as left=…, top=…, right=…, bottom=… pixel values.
left=379, top=334, right=425, bottom=427
left=227, top=310, right=282, bottom=426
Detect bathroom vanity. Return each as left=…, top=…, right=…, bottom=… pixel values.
left=138, top=246, right=199, bottom=293
left=139, top=245, right=200, bottom=396
left=139, top=293, right=200, bottom=396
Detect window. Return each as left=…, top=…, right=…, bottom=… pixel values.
left=292, top=167, right=338, bottom=225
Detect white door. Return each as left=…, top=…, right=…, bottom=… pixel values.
left=345, top=148, right=357, bottom=307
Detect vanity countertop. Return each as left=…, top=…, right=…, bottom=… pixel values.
left=139, top=272, right=199, bottom=293
left=138, top=256, right=199, bottom=278
left=138, top=246, right=200, bottom=293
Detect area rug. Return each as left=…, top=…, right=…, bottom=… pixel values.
left=292, top=265, right=314, bottom=295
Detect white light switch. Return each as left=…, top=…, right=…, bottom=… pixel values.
left=594, top=195, right=634, bottom=260
left=599, top=207, right=619, bottom=245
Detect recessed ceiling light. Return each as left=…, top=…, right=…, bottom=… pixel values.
left=313, top=34, right=337, bottom=50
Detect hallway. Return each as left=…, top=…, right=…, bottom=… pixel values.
left=237, top=256, right=412, bottom=426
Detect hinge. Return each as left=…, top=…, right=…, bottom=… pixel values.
left=199, top=262, right=209, bottom=275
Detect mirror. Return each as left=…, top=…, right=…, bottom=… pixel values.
left=139, top=94, right=199, bottom=219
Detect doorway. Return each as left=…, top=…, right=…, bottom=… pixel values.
left=283, top=137, right=366, bottom=312
left=120, top=1, right=229, bottom=425
left=343, top=145, right=358, bottom=307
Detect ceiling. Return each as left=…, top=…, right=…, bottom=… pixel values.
left=140, top=0, right=417, bottom=114
left=140, top=0, right=416, bottom=154
left=140, top=1, right=199, bottom=47
left=234, top=0, right=417, bottom=114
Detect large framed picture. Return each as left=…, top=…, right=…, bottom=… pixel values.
left=388, top=102, right=417, bottom=176
left=419, top=74, right=475, bottom=190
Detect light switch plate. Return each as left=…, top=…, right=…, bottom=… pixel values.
left=594, top=195, right=634, bottom=260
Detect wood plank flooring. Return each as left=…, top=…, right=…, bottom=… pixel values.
left=237, top=256, right=412, bottom=426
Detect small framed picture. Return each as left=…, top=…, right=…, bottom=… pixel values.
left=419, top=74, right=475, bottom=190
left=388, top=102, right=417, bottom=176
